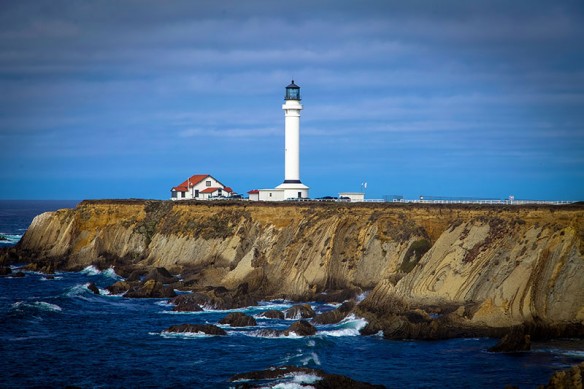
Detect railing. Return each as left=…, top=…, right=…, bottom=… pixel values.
left=363, top=199, right=575, bottom=205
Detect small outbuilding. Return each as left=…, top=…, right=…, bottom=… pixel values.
left=171, top=174, right=234, bottom=200
left=339, top=192, right=365, bottom=202
left=247, top=189, right=260, bottom=201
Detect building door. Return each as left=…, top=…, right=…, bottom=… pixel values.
left=298, top=192, right=302, bottom=198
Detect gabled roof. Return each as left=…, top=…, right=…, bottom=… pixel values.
left=172, top=174, right=210, bottom=191
left=171, top=174, right=234, bottom=193
left=247, top=189, right=259, bottom=194
left=172, top=174, right=217, bottom=191
left=201, top=187, right=221, bottom=194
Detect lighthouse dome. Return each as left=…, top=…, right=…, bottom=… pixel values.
left=285, top=80, right=301, bottom=100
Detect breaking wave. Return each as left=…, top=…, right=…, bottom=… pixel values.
left=80, top=265, right=121, bottom=279
left=12, top=301, right=62, bottom=313
left=317, top=314, right=367, bottom=337
left=0, top=232, right=23, bottom=246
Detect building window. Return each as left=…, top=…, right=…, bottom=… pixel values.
left=195, top=190, right=199, bottom=198
left=206, top=180, right=211, bottom=187
left=269, top=193, right=272, bottom=197
left=181, top=192, right=185, bottom=198
left=298, top=192, right=302, bottom=198
left=171, top=191, right=177, bottom=198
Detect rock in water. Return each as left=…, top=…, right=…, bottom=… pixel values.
left=0, top=266, right=12, bottom=276
left=538, top=361, right=584, bottom=389
left=284, top=320, right=317, bottom=336
left=219, top=312, right=257, bottom=327
left=313, top=300, right=356, bottom=325
left=87, top=282, right=100, bottom=295
left=229, top=365, right=385, bottom=388
left=106, top=281, right=131, bottom=295
left=143, top=267, right=178, bottom=284
left=164, top=324, right=227, bottom=336
left=488, top=326, right=531, bottom=352
left=259, top=309, right=285, bottom=319
left=170, top=294, right=204, bottom=312
left=284, top=304, right=315, bottom=319
left=125, top=280, right=177, bottom=298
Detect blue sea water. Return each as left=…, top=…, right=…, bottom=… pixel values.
left=1, top=200, right=583, bottom=388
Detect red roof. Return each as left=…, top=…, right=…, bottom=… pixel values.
left=172, top=174, right=210, bottom=191
left=171, top=174, right=235, bottom=193
left=247, top=189, right=259, bottom=194
left=201, top=187, right=221, bottom=194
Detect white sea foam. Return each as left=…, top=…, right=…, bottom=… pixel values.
left=300, top=352, right=321, bottom=366
left=291, top=372, right=321, bottom=384
left=65, top=284, right=91, bottom=297
left=158, top=310, right=205, bottom=315
left=40, top=276, right=63, bottom=281
left=317, top=314, right=368, bottom=337
left=356, top=291, right=369, bottom=302
left=98, top=288, right=112, bottom=295
left=272, top=383, right=314, bottom=389
left=246, top=331, right=304, bottom=339
left=81, top=265, right=101, bottom=276
left=0, top=233, right=23, bottom=245
left=544, top=348, right=584, bottom=358
left=80, top=265, right=120, bottom=279
left=12, top=301, right=62, bottom=312
left=159, top=331, right=221, bottom=339
left=102, top=267, right=121, bottom=279
left=258, top=300, right=294, bottom=310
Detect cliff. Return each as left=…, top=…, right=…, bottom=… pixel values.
left=11, top=200, right=584, bottom=331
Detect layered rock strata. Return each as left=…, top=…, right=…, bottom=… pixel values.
left=8, top=200, right=584, bottom=333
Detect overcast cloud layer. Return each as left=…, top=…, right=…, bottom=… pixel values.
left=1, top=1, right=583, bottom=200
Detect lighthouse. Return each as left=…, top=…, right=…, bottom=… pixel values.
left=276, top=80, right=309, bottom=199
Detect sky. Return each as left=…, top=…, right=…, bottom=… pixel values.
left=1, top=1, right=583, bottom=201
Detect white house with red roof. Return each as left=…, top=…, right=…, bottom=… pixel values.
left=170, top=174, right=234, bottom=200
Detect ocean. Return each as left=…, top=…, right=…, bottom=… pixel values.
left=1, top=200, right=583, bottom=388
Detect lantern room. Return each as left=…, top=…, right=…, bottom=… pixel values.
left=284, top=80, right=301, bottom=100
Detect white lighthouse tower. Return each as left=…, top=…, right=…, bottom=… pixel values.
left=276, top=80, right=309, bottom=199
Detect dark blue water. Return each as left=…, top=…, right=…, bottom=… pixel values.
left=0, top=200, right=80, bottom=247
left=1, top=201, right=583, bottom=388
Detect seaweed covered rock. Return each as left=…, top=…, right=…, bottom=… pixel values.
left=538, top=361, right=584, bottom=389
left=284, top=304, right=315, bottom=319
left=488, top=326, right=531, bottom=353
left=125, top=280, right=177, bottom=298
left=259, top=309, right=285, bottom=319
left=284, top=320, right=317, bottom=336
left=164, top=324, right=227, bottom=336
left=313, top=300, right=356, bottom=325
left=107, top=280, right=132, bottom=295
left=229, top=365, right=385, bottom=388
left=87, top=282, right=100, bottom=295
left=219, top=312, right=257, bottom=327
left=143, top=267, right=178, bottom=284
left=314, top=289, right=361, bottom=304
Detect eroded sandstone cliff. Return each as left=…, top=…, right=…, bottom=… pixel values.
left=10, top=200, right=584, bottom=331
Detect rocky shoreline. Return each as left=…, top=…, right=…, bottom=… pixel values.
left=3, top=201, right=583, bottom=340
left=1, top=200, right=583, bottom=369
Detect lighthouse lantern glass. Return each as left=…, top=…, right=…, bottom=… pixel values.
left=285, top=82, right=300, bottom=100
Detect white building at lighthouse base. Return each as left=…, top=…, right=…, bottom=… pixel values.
left=252, top=182, right=309, bottom=202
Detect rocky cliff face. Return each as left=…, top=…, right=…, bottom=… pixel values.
left=13, top=200, right=584, bottom=329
